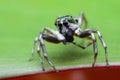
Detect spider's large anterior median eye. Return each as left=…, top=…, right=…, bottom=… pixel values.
left=63, top=21, right=68, bottom=27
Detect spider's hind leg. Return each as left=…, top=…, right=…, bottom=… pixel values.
left=29, top=35, right=45, bottom=71
left=29, top=37, right=38, bottom=61
left=37, top=40, right=45, bottom=71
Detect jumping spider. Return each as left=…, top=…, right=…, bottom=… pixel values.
left=29, top=12, right=109, bottom=72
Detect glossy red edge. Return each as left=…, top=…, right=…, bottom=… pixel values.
left=1, top=65, right=120, bottom=80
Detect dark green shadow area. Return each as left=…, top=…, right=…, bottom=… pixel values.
left=52, top=46, right=92, bottom=64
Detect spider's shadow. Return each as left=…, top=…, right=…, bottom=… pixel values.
left=53, top=46, right=92, bottom=63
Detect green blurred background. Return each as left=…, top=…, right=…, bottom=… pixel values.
left=0, top=0, right=120, bottom=78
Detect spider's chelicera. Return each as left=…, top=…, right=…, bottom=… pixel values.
left=29, top=12, right=109, bottom=72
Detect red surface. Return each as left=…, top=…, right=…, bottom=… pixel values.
left=1, top=65, right=120, bottom=80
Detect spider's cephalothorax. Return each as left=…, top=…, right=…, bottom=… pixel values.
left=29, top=12, right=109, bottom=72
left=54, top=15, right=77, bottom=43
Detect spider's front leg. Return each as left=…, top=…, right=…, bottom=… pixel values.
left=30, top=27, right=66, bottom=72
left=76, top=12, right=88, bottom=29
left=39, top=27, right=67, bottom=72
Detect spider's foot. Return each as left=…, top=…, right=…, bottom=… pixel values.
left=53, top=67, right=59, bottom=72
left=106, top=63, right=110, bottom=69
left=91, top=63, right=95, bottom=68
left=106, top=61, right=109, bottom=66
left=90, top=65, right=95, bottom=71
left=107, top=63, right=109, bottom=66
left=56, top=70, right=59, bottom=72
left=42, top=68, right=45, bottom=71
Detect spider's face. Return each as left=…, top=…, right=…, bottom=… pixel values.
left=55, top=15, right=77, bottom=29
left=55, top=15, right=76, bottom=33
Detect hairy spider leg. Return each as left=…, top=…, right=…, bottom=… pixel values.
left=91, top=33, right=98, bottom=68
left=29, top=35, right=45, bottom=71
left=41, top=27, right=66, bottom=44
left=93, top=30, right=109, bottom=66
left=73, top=12, right=88, bottom=45
left=37, top=39, right=45, bottom=71
left=29, top=37, right=38, bottom=61
left=38, top=27, right=66, bottom=72
left=73, top=29, right=108, bottom=68
left=39, top=34, right=57, bottom=72
left=77, top=12, right=88, bottom=29
left=72, top=37, right=93, bottom=49
left=72, top=29, right=94, bottom=49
